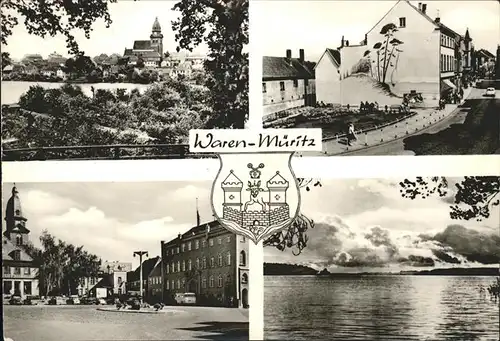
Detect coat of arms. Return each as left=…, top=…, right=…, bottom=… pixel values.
left=211, top=153, right=300, bottom=244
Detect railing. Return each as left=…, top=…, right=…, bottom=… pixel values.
left=2, top=144, right=218, bottom=161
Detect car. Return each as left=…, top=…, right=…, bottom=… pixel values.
left=81, top=296, right=97, bottom=305
left=97, top=298, right=107, bottom=305
left=174, top=292, right=197, bottom=305
left=23, top=295, right=42, bottom=305
left=485, top=87, right=496, bottom=97
left=8, top=296, right=23, bottom=305
left=66, top=295, right=80, bottom=305
left=48, top=296, right=66, bottom=305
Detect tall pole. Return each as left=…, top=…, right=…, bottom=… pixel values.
left=133, top=251, right=148, bottom=304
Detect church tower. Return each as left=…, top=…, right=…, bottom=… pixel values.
left=150, top=17, right=164, bottom=58
left=4, top=185, right=30, bottom=246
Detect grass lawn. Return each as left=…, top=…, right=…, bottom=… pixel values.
left=403, top=98, right=500, bottom=155
left=292, top=108, right=409, bottom=139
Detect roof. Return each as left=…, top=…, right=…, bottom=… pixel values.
left=2, top=236, right=34, bottom=263
left=152, top=17, right=161, bottom=32
left=163, top=220, right=222, bottom=247
left=141, top=51, right=161, bottom=59
left=263, top=56, right=315, bottom=80
left=3, top=65, right=14, bottom=72
left=123, top=48, right=133, bottom=56
left=315, top=48, right=341, bottom=70
left=477, top=49, right=495, bottom=58
left=128, top=256, right=160, bottom=282
left=267, top=171, right=289, bottom=186
left=133, top=40, right=153, bottom=50
left=221, top=170, right=243, bottom=187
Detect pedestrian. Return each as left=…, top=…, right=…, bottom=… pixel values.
left=360, top=101, right=364, bottom=113
left=347, top=123, right=357, bottom=146
left=384, top=104, right=388, bottom=113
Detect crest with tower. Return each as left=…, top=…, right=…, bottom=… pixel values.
left=214, top=157, right=298, bottom=244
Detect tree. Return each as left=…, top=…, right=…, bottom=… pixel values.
left=1, top=0, right=115, bottom=55
left=371, top=23, right=403, bottom=84
left=171, top=0, right=249, bottom=129
left=2, top=51, right=12, bottom=69
left=399, top=176, right=500, bottom=221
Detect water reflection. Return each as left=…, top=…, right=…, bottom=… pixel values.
left=264, top=276, right=499, bottom=341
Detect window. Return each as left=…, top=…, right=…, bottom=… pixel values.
left=209, top=276, right=215, bottom=288
left=202, top=257, right=207, bottom=269
left=188, top=242, right=192, bottom=251
left=226, top=252, right=231, bottom=266
left=177, top=261, right=181, bottom=272
left=226, top=236, right=231, bottom=243
left=195, top=240, right=200, bottom=249
left=181, top=279, right=185, bottom=288
left=293, top=79, right=298, bottom=87
left=171, top=262, right=175, bottom=273
left=14, top=267, right=21, bottom=275
left=218, top=237, right=222, bottom=245
left=4, top=266, right=10, bottom=275
left=15, top=234, right=22, bottom=246
left=182, top=261, right=186, bottom=272
left=177, top=279, right=181, bottom=289
left=262, top=83, right=267, bottom=93
left=241, top=236, right=246, bottom=243
left=210, top=257, right=215, bottom=268
left=171, top=280, right=175, bottom=289
left=399, top=17, right=406, bottom=28
left=181, top=243, right=185, bottom=252
left=176, top=247, right=179, bottom=254
left=218, top=274, right=223, bottom=287
left=196, top=258, right=200, bottom=269
left=118, top=277, right=122, bottom=284
left=12, top=250, right=21, bottom=261
left=279, top=81, right=285, bottom=91
left=239, top=251, right=246, bottom=266
left=166, top=280, right=170, bottom=290
left=166, top=264, right=170, bottom=274
left=202, top=240, right=206, bottom=248
left=90, top=278, right=95, bottom=285
left=188, top=259, right=192, bottom=271
left=218, top=254, right=223, bottom=267
left=24, top=281, right=32, bottom=296
left=242, top=273, right=248, bottom=284
left=202, top=277, right=207, bottom=288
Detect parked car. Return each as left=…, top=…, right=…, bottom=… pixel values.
left=66, top=295, right=80, bottom=305
left=97, top=298, right=107, bottom=305
left=48, top=296, right=66, bottom=305
left=81, top=296, right=97, bottom=305
left=23, top=295, right=42, bottom=305
left=9, top=296, right=23, bottom=305
left=485, top=87, right=496, bottom=97
left=174, top=292, right=197, bottom=305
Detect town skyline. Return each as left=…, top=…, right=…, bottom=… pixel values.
left=1, top=182, right=214, bottom=269
left=2, top=1, right=208, bottom=61
left=256, top=0, right=500, bottom=62
left=265, top=178, right=500, bottom=273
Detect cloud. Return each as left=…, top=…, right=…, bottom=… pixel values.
left=19, top=189, right=78, bottom=217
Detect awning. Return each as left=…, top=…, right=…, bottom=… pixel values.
left=441, top=79, right=456, bottom=92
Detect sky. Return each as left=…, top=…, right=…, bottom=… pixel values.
left=255, top=0, right=500, bottom=63
left=264, top=177, right=500, bottom=273
left=3, top=178, right=499, bottom=273
left=2, top=1, right=208, bottom=61
left=2, top=182, right=213, bottom=270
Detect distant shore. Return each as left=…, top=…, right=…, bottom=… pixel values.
left=264, top=262, right=499, bottom=277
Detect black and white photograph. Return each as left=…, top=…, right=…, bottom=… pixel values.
left=263, top=176, right=500, bottom=340
left=258, top=0, right=500, bottom=156
left=1, top=0, right=248, bottom=161
left=2, top=182, right=249, bottom=341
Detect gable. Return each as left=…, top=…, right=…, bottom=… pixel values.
left=367, top=0, right=438, bottom=36
left=2, top=237, right=34, bottom=262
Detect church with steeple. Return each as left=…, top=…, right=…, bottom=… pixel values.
left=123, top=17, right=164, bottom=67
left=2, top=185, right=39, bottom=299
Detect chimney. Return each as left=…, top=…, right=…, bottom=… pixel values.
left=299, top=49, right=304, bottom=63
left=422, top=3, right=427, bottom=14
left=341, top=35, right=345, bottom=48
left=364, top=34, right=368, bottom=45
left=435, top=16, right=440, bottom=24
left=345, top=40, right=350, bottom=47
left=418, top=2, right=422, bottom=11
left=286, top=49, right=292, bottom=59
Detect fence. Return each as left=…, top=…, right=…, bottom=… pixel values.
left=2, top=144, right=217, bottom=161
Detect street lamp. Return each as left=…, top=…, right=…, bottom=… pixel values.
left=133, top=251, right=148, bottom=304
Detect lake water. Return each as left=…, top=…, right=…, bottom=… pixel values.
left=1, top=81, right=150, bottom=105
left=265, top=276, right=499, bottom=341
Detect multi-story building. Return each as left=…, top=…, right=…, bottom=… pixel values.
left=123, top=17, right=164, bottom=67
left=262, top=49, right=316, bottom=120
left=161, top=220, right=249, bottom=308
left=84, top=261, right=132, bottom=297
left=126, top=256, right=160, bottom=298
left=329, top=0, right=471, bottom=107
left=2, top=186, right=39, bottom=299
left=147, top=259, right=163, bottom=303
